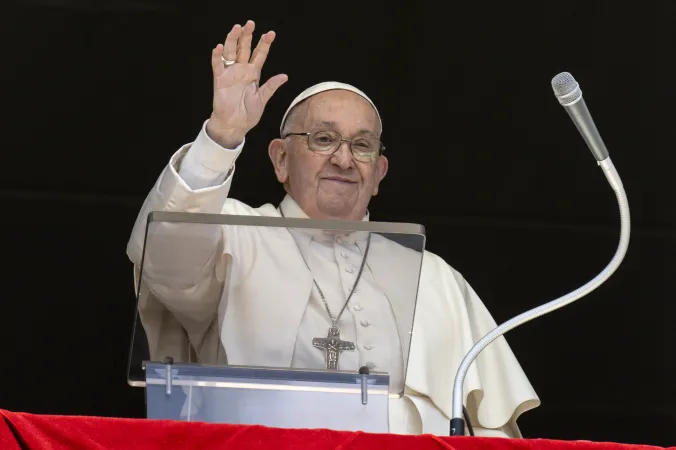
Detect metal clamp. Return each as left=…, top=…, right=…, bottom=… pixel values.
left=163, top=357, right=173, bottom=396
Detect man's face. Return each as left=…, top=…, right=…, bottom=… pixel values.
left=269, top=90, right=388, bottom=221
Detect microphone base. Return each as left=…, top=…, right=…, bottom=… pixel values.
left=450, top=418, right=465, bottom=436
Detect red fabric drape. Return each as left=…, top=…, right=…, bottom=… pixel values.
left=0, top=409, right=672, bottom=450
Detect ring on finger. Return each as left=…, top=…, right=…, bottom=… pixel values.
left=221, top=55, right=236, bottom=66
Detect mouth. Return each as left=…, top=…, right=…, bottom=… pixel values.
left=321, top=177, right=357, bottom=184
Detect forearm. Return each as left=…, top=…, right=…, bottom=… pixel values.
left=127, top=120, right=243, bottom=265
left=127, top=120, right=245, bottom=319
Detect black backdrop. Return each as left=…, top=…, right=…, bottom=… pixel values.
left=2, top=0, right=674, bottom=446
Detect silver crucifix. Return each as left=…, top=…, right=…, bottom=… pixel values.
left=312, top=326, right=355, bottom=370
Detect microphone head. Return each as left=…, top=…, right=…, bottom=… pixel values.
left=551, top=72, right=582, bottom=105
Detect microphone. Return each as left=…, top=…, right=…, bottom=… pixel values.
left=551, top=72, right=608, bottom=161
left=449, top=72, right=631, bottom=435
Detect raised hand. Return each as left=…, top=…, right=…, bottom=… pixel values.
left=207, top=20, right=288, bottom=148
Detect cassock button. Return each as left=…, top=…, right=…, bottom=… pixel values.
left=353, top=305, right=363, bottom=311
left=340, top=251, right=348, bottom=259
left=345, top=266, right=354, bottom=273
left=360, top=320, right=370, bottom=327
left=363, top=344, right=374, bottom=350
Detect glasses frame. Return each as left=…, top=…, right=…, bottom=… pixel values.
left=283, top=130, right=386, bottom=163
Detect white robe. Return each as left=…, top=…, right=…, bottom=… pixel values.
left=126, top=122, right=540, bottom=437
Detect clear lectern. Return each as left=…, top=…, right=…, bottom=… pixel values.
left=127, top=211, right=425, bottom=432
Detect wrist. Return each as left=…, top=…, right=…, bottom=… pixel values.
left=206, top=117, right=246, bottom=149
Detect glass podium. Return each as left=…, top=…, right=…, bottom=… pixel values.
left=127, top=210, right=426, bottom=432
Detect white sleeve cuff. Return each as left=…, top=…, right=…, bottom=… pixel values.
left=178, top=120, right=244, bottom=189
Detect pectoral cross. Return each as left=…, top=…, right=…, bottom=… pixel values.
left=313, top=327, right=355, bottom=370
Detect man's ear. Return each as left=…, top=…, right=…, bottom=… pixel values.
left=372, top=155, right=389, bottom=196
left=268, top=138, right=289, bottom=184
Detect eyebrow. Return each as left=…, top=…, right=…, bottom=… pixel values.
left=315, top=121, right=377, bottom=136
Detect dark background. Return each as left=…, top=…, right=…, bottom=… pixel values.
left=1, top=0, right=674, bottom=446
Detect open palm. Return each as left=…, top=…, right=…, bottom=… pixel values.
left=208, top=21, right=288, bottom=148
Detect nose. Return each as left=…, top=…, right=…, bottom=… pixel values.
left=329, top=141, right=354, bottom=170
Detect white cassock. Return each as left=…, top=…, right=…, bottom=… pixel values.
left=127, top=121, right=541, bottom=438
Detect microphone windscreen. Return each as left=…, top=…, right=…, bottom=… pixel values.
left=551, top=72, right=582, bottom=105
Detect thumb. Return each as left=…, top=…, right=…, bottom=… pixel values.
left=259, top=74, right=289, bottom=105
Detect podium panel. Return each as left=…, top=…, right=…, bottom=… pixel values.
left=127, top=211, right=425, bottom=430
left=144, top=362, right=391, bottom=432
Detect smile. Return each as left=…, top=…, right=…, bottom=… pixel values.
left=322, top=177, right=357, bottom=184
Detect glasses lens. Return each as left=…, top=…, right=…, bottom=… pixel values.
left=308, top=130, right=381, bottom=163
left=309, top=130, right=340, bottom=153
left=351, top=137, right=380, bottom=162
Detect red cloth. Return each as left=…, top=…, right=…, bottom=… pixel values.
left=0, top=409, right=672, bottom=450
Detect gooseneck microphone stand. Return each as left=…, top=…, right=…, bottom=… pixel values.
left=450, top=72, right=631, bottom=436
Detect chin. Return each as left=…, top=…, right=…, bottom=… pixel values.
left=317, top=197, right=358, bottom=219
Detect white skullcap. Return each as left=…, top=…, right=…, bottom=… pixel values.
left=279, top=81, right=382, bottom=134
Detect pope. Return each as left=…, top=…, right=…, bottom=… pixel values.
left=127, top=20, right=540, bottom=437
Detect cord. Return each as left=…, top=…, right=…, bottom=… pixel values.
left=463, top=406, right=474, bottom=436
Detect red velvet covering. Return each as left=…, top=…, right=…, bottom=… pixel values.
left=0, top=409, right=672, bottom=450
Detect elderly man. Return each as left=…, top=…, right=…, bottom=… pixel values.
left=127, top=20, right=540, bottom=437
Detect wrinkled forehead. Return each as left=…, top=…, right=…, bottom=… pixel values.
left=297, top=90, right=381, bottom=134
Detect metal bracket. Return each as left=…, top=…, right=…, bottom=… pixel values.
left=358, top=366, right=370, bottom=405
left=163, top=356, right=173, bottom=396
left=360, top=376, right=368, bottom=405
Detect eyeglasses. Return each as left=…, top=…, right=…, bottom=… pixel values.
left=283, top=130, right=385, bottom=163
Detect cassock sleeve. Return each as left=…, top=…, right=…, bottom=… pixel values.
left=127, top=120, right=243, bottom=263
left=126, top=120, right=244, bottom=358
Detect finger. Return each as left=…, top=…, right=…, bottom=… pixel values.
left=211, top=44, right=226, bottom=78
left=237, top=20, right=255, bottom=63
left=258, top=73, right=289, bottom=105
left=250, top=31, right=275, bottom=70
left=223, top=24, right=242, bottom=62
